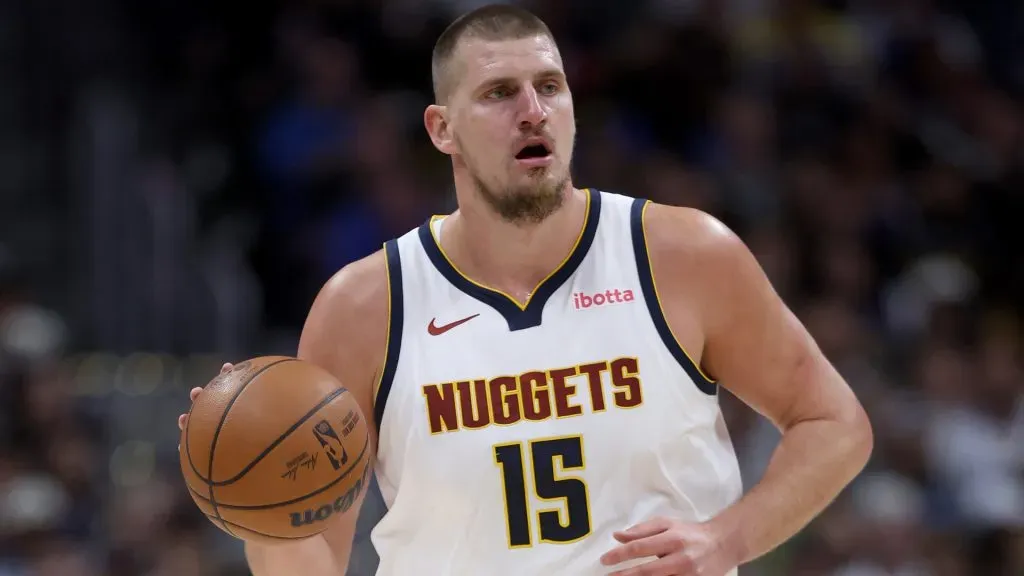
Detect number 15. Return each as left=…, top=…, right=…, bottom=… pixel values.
left=493, top=435, right=592, bottom=548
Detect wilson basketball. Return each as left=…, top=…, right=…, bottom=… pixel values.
left=179, top=356, right=371, bottom=544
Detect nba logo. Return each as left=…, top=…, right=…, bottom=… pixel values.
left=312, top=420, right=349, bottom=471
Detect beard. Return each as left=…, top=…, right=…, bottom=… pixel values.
left=472, top=169, right=570, bottom=225
left=458, top=136, right=573, bottom=224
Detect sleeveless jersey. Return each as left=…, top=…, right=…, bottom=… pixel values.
left=370, top=190, right=743, bottom=575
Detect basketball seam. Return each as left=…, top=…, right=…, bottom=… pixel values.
left=205, top=514, right=236, bottom=538
left=184, top=433, right=370, bottom=510
left=207, top=387, right=347, bottom=486
left=206, top=358, right=299, bottom=539
left=203, top=514, right=309, bottom=541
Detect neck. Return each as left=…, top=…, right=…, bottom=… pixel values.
left=441, top=182, right=586, bottom=303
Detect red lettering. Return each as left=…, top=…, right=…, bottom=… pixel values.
left=423, top=383, right=459, bottom=433
left=519, top=371, right=551, bottom=420
left=577, top=361, right=608, bottom=412
left=550, top=367, right=582, bottom=417
left=456, top=380, right=490, bottom=429
left=610, top=357, right=642, bottom=408
left=489, top=376, right=521, bottom=425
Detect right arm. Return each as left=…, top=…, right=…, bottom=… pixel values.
left=242, top=250, right=390, bottom=575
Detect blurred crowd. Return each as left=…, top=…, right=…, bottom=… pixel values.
left=2, top=0, right=1023, bottom=574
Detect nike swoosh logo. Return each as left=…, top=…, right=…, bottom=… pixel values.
left=428, top=314, right=480, bottom=336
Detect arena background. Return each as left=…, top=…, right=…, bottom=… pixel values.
left=1, top=0, right=1023, bottom=574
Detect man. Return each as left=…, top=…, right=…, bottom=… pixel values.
left=178, top=5, right=872, bottom=575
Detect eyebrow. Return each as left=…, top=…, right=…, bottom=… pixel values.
left=474, top=69, right=566, bottom=92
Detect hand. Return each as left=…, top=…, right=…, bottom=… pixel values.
left=600, top=517, right=737, bottom=576
left=177, top=363, right=233, bottom=448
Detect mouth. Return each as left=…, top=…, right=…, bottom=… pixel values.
left=514, top=140, right=553, bottom=168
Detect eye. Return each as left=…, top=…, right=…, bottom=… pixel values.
left=539, top=81, right=559, bottom=95
left=486, top=87, right=512, bottom=100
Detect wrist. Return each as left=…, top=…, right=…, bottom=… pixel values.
left=704, top=510, right=748, bottom=569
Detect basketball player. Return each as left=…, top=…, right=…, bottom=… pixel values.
left=177, top=5, right=873, bottom=575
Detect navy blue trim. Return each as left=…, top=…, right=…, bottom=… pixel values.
left=630, top=198, right=716, bottom=396
left=374, top=240, right=404, bottom=435
left=418, top=190, right=602, bottom=331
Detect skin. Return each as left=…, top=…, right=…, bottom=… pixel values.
left=177, top=33, right=872, bottom=576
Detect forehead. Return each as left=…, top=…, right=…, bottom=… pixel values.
left=454, top=35, right=563, bottom=86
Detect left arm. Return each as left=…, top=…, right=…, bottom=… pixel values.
left=603, top=205, right=873, bottom=574
left=692, top=212, right=873, bottom=566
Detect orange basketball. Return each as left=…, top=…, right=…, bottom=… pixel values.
left=179, top=356, right=371, bottom=544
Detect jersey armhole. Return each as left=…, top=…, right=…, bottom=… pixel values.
left=629, top=198, right=717, bottom=396
left=373, top=240, right=405, bottom=434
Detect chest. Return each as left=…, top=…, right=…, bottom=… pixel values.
left=385, top=310, right=676, bottom=514
left=376, top=294, right=714, bottom=549
left=403, top=289, right=648, bottom=429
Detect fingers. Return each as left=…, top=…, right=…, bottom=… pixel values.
left=613, top=517, right=673, bottom=542
left=178, top=362, right=233, bottom=448
left=607, top=556, right=680, bottom=576
left=177, top=412, right=188, bottom=451
left=602, top=532, right=677, bottom=566
left=191, top=361, right=229, bottom=402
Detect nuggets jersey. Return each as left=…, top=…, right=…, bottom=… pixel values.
left=370, top=190, right=743, bottom=575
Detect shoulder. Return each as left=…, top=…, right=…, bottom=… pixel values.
left=311, top=248, right=391, bottom=323
left=298, top=249, right=391, bottom=426
left=639, top=201, right=776, bottom=339
left=303, top=249, right=390, bottom=338
left=640, top=202, right=751, bottom=278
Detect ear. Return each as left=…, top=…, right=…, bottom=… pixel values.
left=424, top=104, right=457, bottom=156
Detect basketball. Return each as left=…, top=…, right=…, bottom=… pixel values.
left=179, top=356, right=371, bottom=544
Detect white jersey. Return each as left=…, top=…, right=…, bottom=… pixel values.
left=370, top=190, right=742, bottom=575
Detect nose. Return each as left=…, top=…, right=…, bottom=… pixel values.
left=516, top=86, right=547, bottom=129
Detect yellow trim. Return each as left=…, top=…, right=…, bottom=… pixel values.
left=429, top=188, right=592, bottom=310
left=641, top=201, right=717, bottom=384
left=372, top=244, right=393, bottom=403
